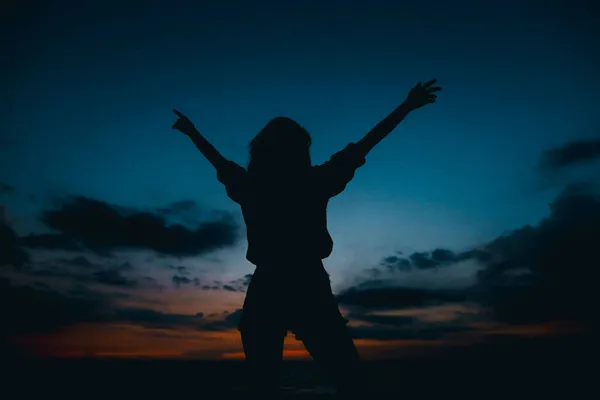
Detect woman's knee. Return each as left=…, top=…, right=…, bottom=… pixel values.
left=241, top=328, right=286, bottom=360
left=301, top=325, right=361, bottom=364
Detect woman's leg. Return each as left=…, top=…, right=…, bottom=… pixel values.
left=239, top=270, right=287, bottom=398
left=241, top=328, right=286, bottom=398
left=293, top=271, right=369, bottom=399
left=300, top=324, right=367, bottom=399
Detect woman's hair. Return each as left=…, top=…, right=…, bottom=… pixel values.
left=247, top=117, right=312, bottom=175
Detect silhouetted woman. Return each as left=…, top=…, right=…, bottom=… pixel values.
left=172, top=79, right=441, bottom=398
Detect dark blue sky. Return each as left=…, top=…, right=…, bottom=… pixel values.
left=2, top=0, right=599, bottom=285
left=5, top=1, right=599, bottom=250
left=1, top=0, right=600, bottom=360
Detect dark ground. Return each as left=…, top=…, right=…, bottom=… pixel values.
left=3, top=335, right=597, bottom=399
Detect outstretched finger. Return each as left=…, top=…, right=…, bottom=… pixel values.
left=173, top=109, right=184, bottom=117
left=428, top=86, right=442, bottom=93
left=423, top=79, right=437, bottom=88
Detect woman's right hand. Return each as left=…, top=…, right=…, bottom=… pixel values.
left=172, top=109, right=196, bottom=135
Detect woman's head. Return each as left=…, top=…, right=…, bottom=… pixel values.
left=248, top=117, right=312, bottom=176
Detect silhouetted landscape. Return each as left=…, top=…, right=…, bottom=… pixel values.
left=4, top=334, right=595, bottom=398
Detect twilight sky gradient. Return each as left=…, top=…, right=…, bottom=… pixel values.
left=1, top=0, right=599, bottom=359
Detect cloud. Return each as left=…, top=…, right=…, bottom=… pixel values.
left=348, top=319, right=476, bottom=341
left=141, top=276, right=165, bottom=290
left=168, top=265, right=189, bottom=275
left=473, top=183, right=600, bottom=326
left=20, top=195, right=240, bottom=256
left=0, top=277, right=242, bottom=348
left=0, top=278, right=110, bottom=340
left=347, top=313, right=415, bottom=327
left=0, top=221, right=29, bottom=268
left=197, top=274, right=252, bottom=292
left=57, top=256, right=94, bottom=268
left=156, top=199, right=204, bottom=226
left=334, top=286, right=481, bottom=342
left=156, top=199, right=199, bottom=215
left=28, top=258, right=144, bottom=288
left=377, top=248, right=483, bottom=273
left=111, top=308, right=204, bottom=330
left=92, top=269, right=138, bottom=287
left=199, top=309, right=243, bottom=331
left=30, top=266, right=138, bottom=288
left=172, top=275, right=192, bottom=287
left=20, top=233, right=80, bottom=251
left=337, top=284, right=470, bottom=310
left=539, top=137, right=600, bottom=171
left=0, top=182, right=15, bottom=193
left=345, top=183, right=600, bottom=331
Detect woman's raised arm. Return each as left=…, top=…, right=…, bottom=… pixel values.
left=172, top=109, right=228, bottom=169
left=354, top=79, right=441, bottom=157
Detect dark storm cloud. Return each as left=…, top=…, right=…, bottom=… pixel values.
left=28, top=257, right=144, bottom=288
left=431, top=248, right=460, bottom=263
left=92, top=269, right=137, bottom=287
left=171, top=275, right=200, bottom=288
left=21, top=195, right=240, bottom=256
left=380, top=255, right=411, bottom=272
left=348, top=313, right=415, bottom=327
left=30, top=264, right=138, bottom=288
left=0, top=277, right=241, bottom=343
left=409, top=252, right=439, bottom=269
left=172, top=275, right=192, bottom=287
left=0, top=221, right=29, bottom=268
left=473, top=183, right=600, bottom=326
left=378, top=248, right=474, bottom=273
left=156, top=199, right=198, bottom=215
left=199, top=309, right=242, bottom=331
left=58, top=255, right=93, bottom=268
left=197, top=274, right=252, bottom=292
left=168, top=265, right=189, bottom=275
left=337, top=284, right=470, bottom=310
left=20, top=233, right=80, bottom=251
left=0, top=277, right=111, bottom=339
left=0, top=182, right=15, bottom=193
left=67, top=284, right=132, bottom=301
left=156, top=200, right=206, bottom=227
left=112, top=306, right=240, bottom=332
left=340, top=307, right=478, bottom=341
left=112, top=308, right=203, bottom=330
left=539, top=137, right=600, bottom=170
left=345, top=183, right=600, bottom=330
left=348, top=321, right=477, bottom=341
left=141, top=276, right=166, bottom=290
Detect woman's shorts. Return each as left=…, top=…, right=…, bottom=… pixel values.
left=238, top=262, right=350, bottom=340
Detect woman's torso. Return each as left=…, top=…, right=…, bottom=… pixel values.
left=240, top=170, right=334, bottom=266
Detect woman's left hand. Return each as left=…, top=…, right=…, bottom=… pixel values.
left=404, top=79, right=442, bottom=110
